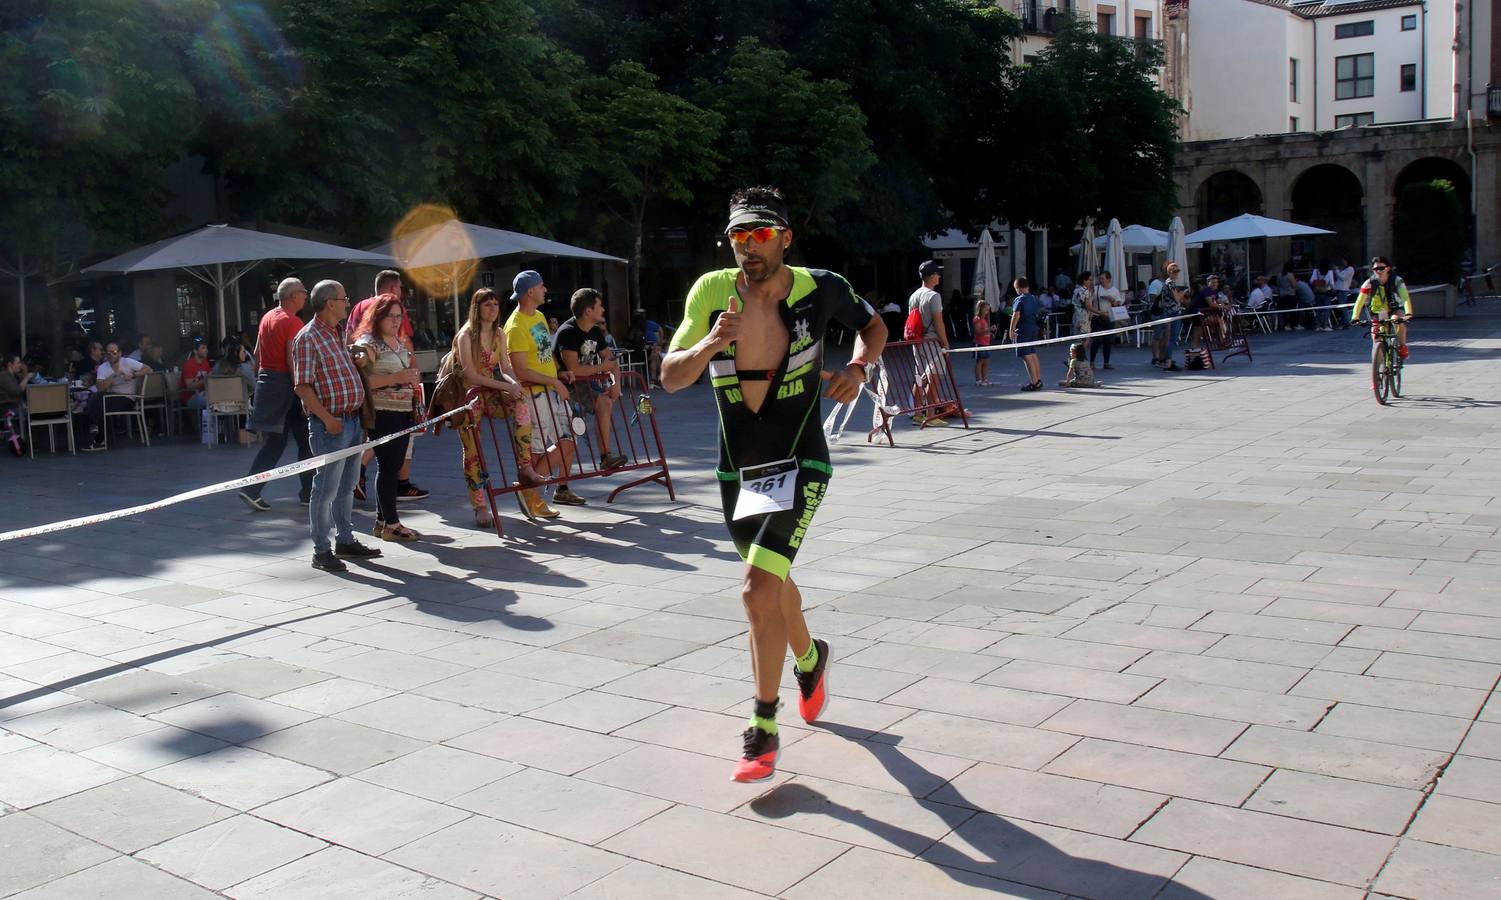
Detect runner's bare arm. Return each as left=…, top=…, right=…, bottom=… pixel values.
left=662, top=296, right=738, bottom=392
left=822, top=314, right=886, bottom=403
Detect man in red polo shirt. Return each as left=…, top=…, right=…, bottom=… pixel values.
left=239, top=278, right=315, bottom=511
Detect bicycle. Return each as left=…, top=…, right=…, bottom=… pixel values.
left=1370, top=315, right=1408, bottom=405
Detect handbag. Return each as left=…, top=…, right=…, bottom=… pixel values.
left=349, top=345, right=377, bottom=431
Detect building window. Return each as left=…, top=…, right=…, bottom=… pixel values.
left=1290, top=117, right=1300, bottom=132
left=1334, top=112, right=1375, bottom=128
left=1335, top=53, right=1375, bottom=99
left=1289, top=58, right=1300, bottom=102
left=1334, top=21, right=1375, bottom=39
left=1401, top=15, right=1417, bottom=31
left=1097, top=12, right=1114, bottom=35
left=1134, top=14, right=1151, bottom=40
left=1400, top=63, right=1416, bottom=92
left=175, top=283, right=208, bottom=340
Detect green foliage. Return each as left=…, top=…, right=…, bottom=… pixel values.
left=694, top=40, right=874, bottom=238
left=0, top=0, right=204, bottom=268
left=1003, top=17, right=1180, bottom=229
left=1393, top=179, right=1465, bottom=284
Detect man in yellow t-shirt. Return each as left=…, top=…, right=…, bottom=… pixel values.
left=504, top=270, right=578, bottom=516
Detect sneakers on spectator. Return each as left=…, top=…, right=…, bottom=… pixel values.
left=600, top=452, right=628, bottom=470
left=334, top=540, right=382, bottom=559
left=794, top=639, right=831, bottom=723
left=311, top=552, right=347, bottom=573
left=353, top=478, right=366, bottom=502
left=82, top=437, right=106, bottom=452
left=525, top=493, right=561, bottom=519
left=397, top=482, right=430, bottom=502
left=731, top=726, right=780, bottom=783
left=238, top=491, right=271, bottom=512
left=553, top=487, right=587, bottom=506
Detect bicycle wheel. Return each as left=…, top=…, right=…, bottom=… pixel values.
left=1371, top=339, right=1389, bottom=405
left=1391, top=346, right=1403, bottom=398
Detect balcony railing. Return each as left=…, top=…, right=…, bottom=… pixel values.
left=1489, top=84, right=1501, bottom=118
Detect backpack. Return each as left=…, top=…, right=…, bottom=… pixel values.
left=903, top=303, right=925, bottom=341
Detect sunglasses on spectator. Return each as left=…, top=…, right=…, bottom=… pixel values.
left=726, top=226, right=783, bottom=245
left=1372, top=265, right=1389, bottom=272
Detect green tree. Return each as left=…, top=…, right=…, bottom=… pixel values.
left=222, top=0, right=587, bottom=241
left=1002, top=17, right=1179, bottom=230
left=1393, top=179, right=1465, bottom=284
left=0, top=0, right=204, bottom=357
left=577, top=61, right=722, bottom=308
left=695, top=39, right=874, bottom=238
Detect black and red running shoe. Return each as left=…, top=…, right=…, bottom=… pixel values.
left=794, top=638, right=831, bottom=723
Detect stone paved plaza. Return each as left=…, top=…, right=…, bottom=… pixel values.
left=2, top=309, right=1500, bottom=899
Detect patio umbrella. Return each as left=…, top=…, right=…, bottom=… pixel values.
left=1070, top=224, right=1172, bottom=255
left=82, top=224, right=395, bottom=339
left=1185, top=213, right=1333, bottom=294
left=1167, top=217, right=1189, bottom=287
left=1104, top=219, right=1127, bottom=292
left=972, top=228, right=1002, bottom=316
left=368, top=220, right=626, bottom=326
left=1075, top=221, right=1098, bottom=277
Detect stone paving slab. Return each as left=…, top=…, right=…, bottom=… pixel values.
left=2, top=312, right=1501, bottom=897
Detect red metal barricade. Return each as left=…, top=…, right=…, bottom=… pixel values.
left=866, top=337, right=969, bottom=446
left=464, top=371, right=675, bottom=536
left=1202, top=309, right=1253, bottom=364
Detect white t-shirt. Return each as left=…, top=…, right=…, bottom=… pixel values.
left=97, top=357, right=146, bottom=394
left=1248, top=285, right=1272, bottom=309
left=1096, top=285, right=1123, bottom=310
left=1334, top=265, right=1355, bottom=292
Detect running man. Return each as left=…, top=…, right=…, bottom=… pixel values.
left=662, top=186, right=887, bottom=782
left=1351, top=256, right=1413, bottom=359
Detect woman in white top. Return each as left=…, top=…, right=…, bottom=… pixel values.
left=353, top=295, right=423, bottom=541
left=1090, top=271, right=1124, bottom=369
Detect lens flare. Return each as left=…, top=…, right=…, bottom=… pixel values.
left=390, top=204, right=478, bottom=298
left=188, top=2, right=303, bottom=125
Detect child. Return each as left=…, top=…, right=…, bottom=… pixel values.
left=1058, top=342, right=1102, bottom=388
left=971, top=300, right=993, bottom=386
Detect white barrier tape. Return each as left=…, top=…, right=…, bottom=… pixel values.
left=943, top=312, right=1200, bottom=355
left=0, top=401, right=477, bottom=544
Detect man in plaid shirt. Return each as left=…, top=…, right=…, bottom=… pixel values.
left=294, top=280, right=382, bottom=572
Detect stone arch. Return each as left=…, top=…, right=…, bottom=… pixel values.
left=1391, top=156, right=1474, bottom=265
left=1195, top=169, right=1264, bottom=226
left=1290, top=163, right=1366, bottom=268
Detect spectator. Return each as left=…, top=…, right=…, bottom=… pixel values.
left=629, top=310, right=666, bottom=389
left=450, top=287, right=542, bottom=529
left=1058, top=341, right=1101, bottom=387
left=1247, top=275, right=1273, bottom=310
left=1007, top=277, right=1043, bottom=391
left=878, top=296, right=903, bottom=339
left=1188, top=275, right=1228, bottom=355
left=71, top=340, right=103, bottom=385
left=348, top=272, right=428, bottom=506
left=1089, top=270, right=1123, bottom=369
left=128, top=334, right=166, bottom=369
left=293, top=279, right=380, bottom=572
left=83, top=342, right=153, bottom=451
left=555, top=287, right=628, bottom=471
left=217, top=335, right=256, bottom=397
left=1274, top=262, right=1296, bottom=331
left=908, top=260, right=951, bottom=423
left=1148, top=262, right=1184, bottom=369
left=1053, top=267, right=1074, bottom=295
left=1, top=354, right=31, bottom=409
left=179, top=339, right=212, bottom=409
left=1310, top=259, right=1334, bottom=331
left=352, top=294, right=423, bottom=542
left=970, top=300, right=992, bottom=386
left=1071, top=272, right=1094, bottom=345
left=1332, top=256, right=1356, bottom=327
left=506, top=270, right=578, bottom=516
left=1292, top=269, right=1317, bottom=330
left=239, top=278, right=314, bottom=512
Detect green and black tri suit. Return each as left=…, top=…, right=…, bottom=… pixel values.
left=670, top=267, right=876, bottom=580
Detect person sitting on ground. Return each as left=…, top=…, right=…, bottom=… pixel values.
left=555, top=287, right=629, bottom=471
left=1058, top=342, right=1100, bottom=388
left=179, top=339, right=212, bottom=409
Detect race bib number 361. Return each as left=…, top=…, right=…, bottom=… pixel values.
left=733, top=457, right=797, bottom=520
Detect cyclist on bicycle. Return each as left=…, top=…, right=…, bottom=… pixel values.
left=1351, top=256, right=1412, bottom=359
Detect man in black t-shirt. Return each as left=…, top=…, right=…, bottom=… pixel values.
left=555, top=288, right=627, bottom=471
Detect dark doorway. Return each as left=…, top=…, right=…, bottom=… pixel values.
left=1290, top=163, right=1365, bottom=268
